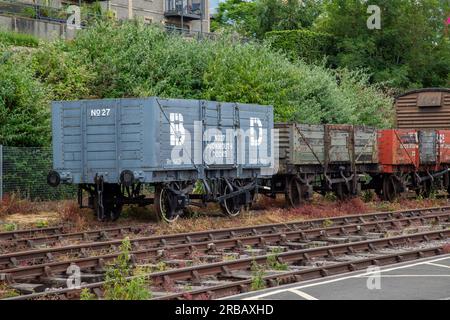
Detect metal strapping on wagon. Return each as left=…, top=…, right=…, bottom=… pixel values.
left=293, top=124, right=324, bottom=167
left=393, top=130, right=418, bottom=170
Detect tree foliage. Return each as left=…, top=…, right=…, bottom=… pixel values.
left=212, top=0, right=323, bottom=38
left=214, top=0, right=450, bottom=90
left=315, top=0, right=450, bottom=89
left=265, top=29, right=335, bottom=64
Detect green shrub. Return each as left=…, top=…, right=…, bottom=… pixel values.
left=103, top=238, right=151, bottom=300
left=266, top=248, right=288, bottom=271
left=2, top=223, right=17, bottom=232
left=250, top=261, right=266, bottom=291
left=0, top=54, right=50, bottom=147
left=265, top=29, right=335, bottom=64
left=79, top=288, right=96, bottom=300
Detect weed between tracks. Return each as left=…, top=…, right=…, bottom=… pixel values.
left=102, top=238, right=152, bottom=300
left=0, top=283, right=19, bottom=299
left=250, top=261, right=266, bottom=291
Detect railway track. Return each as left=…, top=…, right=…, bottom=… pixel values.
left=3, top=229, right=448, bottom=300
left=0, top=226, right=65, bottom=241
left=0, top=211, right=448, bottom=271
left=1, top=205, right=448, bottom=254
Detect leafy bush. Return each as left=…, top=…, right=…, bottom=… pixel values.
left=103, top=238, right=151, bottom=300
left=80, top=288, right=96, bottom=300
left=0, top=54, right=50, bottom=147
left=265, top=29, right=335, bottom=64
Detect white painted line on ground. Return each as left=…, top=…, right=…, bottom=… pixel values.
left=287, top=289, right=318, bottom=300
left=242, top=255, right=450, bottom=300
left=426, top=262, right=450, bottom=270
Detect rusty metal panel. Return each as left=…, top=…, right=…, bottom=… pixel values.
left=355, top=126, right=378, bottom=164
left=418, top=130, right=437, bottom=165
left=417, top=92, right=443, bottom=107
left=378, top=129, right=419, bottom=170
left=437, top=130, right=450, bottom=165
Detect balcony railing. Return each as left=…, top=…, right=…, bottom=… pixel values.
left=165, top=0, right=202, bottom=20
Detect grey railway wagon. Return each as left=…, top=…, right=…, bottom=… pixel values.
left=51, top=97, right=274, bottom=185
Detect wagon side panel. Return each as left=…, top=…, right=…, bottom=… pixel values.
left=355, top=126, right=378, bottom=164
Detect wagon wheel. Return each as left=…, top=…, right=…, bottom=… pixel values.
left=220, top=181, right=243, bottom=217
left=382, top=175, right=398, bottom=202
left=285, top=177, right=302, bottom=208
left=155, top=184, right=182, bottom=223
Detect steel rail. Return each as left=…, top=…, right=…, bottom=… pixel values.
left=0, top=211, right=448, bottom=270
left=0, top=226, right=64, bottom=241
left=3, top=231, right=448, bottom=301
left=1, top=228, right=448, bottom=283
left=153, top=246, right=446, bottom=300
left=2, top=205, right=449, bottom=250
left=144, top=229, right=449, bottom=286
left=0, top=224, right=150, bottom=249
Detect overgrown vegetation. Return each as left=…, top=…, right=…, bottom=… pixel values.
left=0, top=31, right=39, bottom=48
left=79, top=288, right=96, bottom=300
left=0, top=283, right=19, bottom=299
left=266, top=248, right=288, bottom=271
left=250, top=261, right=266, bottom=291
left=103, top=238, right=151, bottom=300
left=265, top=29, right=335, bottom=64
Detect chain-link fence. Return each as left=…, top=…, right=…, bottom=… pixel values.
left=0, top=145, right=77, bottom=201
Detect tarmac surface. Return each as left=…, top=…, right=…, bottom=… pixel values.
left=224, top=254, right=450, bottom=300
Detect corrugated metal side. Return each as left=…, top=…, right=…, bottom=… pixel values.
left=396, top=91, right=450, bottom=129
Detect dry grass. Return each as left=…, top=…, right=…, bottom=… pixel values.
left=0, top=192, right=448, bottom=234
left=153, top=195, right=449, bottom=235
left=0, top=283, right=19, bottom=299
left=0, top=194, right=39, bottom=217
left=59, top=201, right=91, bottom=231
